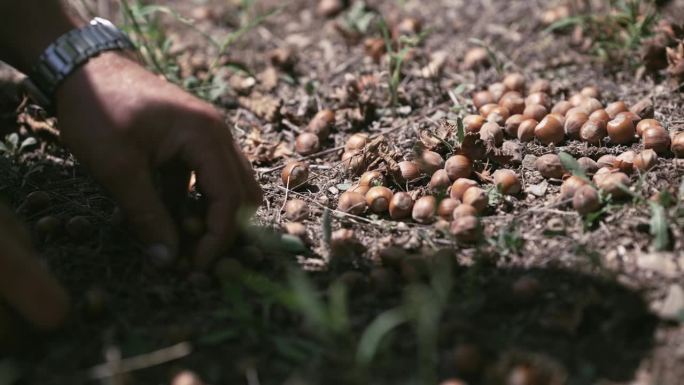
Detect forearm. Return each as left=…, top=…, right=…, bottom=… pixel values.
left=0, top=1, right=83, bottom=73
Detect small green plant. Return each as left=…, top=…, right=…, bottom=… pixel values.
left=547, top=0, right=659, bottom=68
left=0, top=133, right=36, bottom=156
left=490, top=223, right=525, bottom=256
left=378, top=19, right=428, bottom=108
left=119, top=0, right=278, bottom=101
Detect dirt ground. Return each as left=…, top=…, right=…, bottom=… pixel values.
left=1, top=0, right=684, bottom=384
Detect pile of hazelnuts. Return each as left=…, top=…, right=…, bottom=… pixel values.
left=280, top=72, right=684, bottom=244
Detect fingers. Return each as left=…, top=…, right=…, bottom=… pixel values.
left=98, top=155, right=179, bottom=266
left=179, top=119, right=267, bottom=268
left=0, top=230, right=69, bottom=330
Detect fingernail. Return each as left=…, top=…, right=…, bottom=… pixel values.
left=146, top=244, right=176, bottom=268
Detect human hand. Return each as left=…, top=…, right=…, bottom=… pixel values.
left=0, top=205, right=69, bottom=330
left=55, top=52, right=262, bottom=267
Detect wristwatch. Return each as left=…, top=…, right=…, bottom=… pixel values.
left=23, top=17, right=135, bottom=111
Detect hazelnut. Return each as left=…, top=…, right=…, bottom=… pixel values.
left=307, top=109, right=335, bottom=138
left=595, top=171, right=631, bottom=198
left=580, top=86, right=601, bottom=99
left=450, top=178, right=479, bottom=200
left=419, top=150, right=445, bottom=174
left=281, top=161, right=309, bottom=188
left=564, top=111, right=588, bottom=139
left=463, top=115, right=486, bottom=133
left=579, top=120, right=607, bottom=145
left=345, top=133, right=369, bottom=152
left=317, top=0, right=345, bottom=17
left=560, top=175, right=588, bottom=199
left=450, top=215, right=480, bottom=242
left=348, top=184, right=370, bottom=195
left=35, top=216, right=61, bottom=237
left=462, top=187, right=488, bottom=212
left=412, top=196, right=437, bottom=224
left=284, top=199, right=309, bottom=221
left=593, top=167, right=614, bottom=184
left=430, top=169, right=451, bottom=191
left=605, top=101, right=628, bottom=119
left=473, top=91, right=495, bottom=109
left=579, top=97, right=603, bottom=115
left=529, top=79, right=551, bottom=94
left=512, top=275, right=541, bottom=302
left=636, top=119, right=662, bottom=137
left=615, top=111, right=640, bottom=126
left=295, top=132, right=321, bottom=155
left=551, top=100, right=573, bottom=116
left=479, top=103, right=499, bottom=117
left=366, top=186, right=393, bottom=213
left=283, top=222, right=307, bottom=237
left=389, top=192, right=414, bottom=220
left=452, top=203, right=478, bottom=219
left=548, top=112, right=566, bottom=126
left=589, top=109, right=610, bottom=124
left=573, top=185, right=601, bottom=214
left=445, top=155, right=473, bottom=181
left=359, top=170, right=384, bottom=187
left=535, top=153, right=564, bottom=179
left=24, top=191, right=50, bottom=212
left=337, top=191, right=367, bottom=215
left=523, top=104, right=548, bottom=122
left=634, top=149, right=658, bottom=171
left=504, top=114, right=525, bottom=137
left=394, top=17, right=422, bottom=37
left=485, top=106, right=510, bottom=126
left=437, top=198, right=459, bottom=220
left=517, top=119, right=538, bottom=142
left=577, top=157, right=598, bottom=175
left=66, top=215, right=92, bottom=240
left=342, top=150, right=366, bottom=175
left=671, top=132, right=684, bottom=157
left=534, top=115, right=564, bottom=145
left=499, top=93, right=525, bottom=115
left=503, top=73, right=526, bottom=92
left=569, top=93, right=587, bottom=107
left=607, top=113, right=636, bottom=144
left=463, top=47, right=489, bottom=70
left=596, top=154, right=617, bottom=169
left=642, top=126, right=671, bottom=154
left=525, top=92, right=551, bottom=109
left=492, top=169, right=521, bottom=195
left=614, top=150, right=635, bottom=173
left=398, top=161, right=421, bottom=182
left=479, top=122, right=504, bottom=146
left=489, top=82, right=508, bottom=101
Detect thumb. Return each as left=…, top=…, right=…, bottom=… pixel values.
left=104, top=162, right=179, bottom=267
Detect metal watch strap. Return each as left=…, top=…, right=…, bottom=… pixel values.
left=27, top=17, right=135, bottom=108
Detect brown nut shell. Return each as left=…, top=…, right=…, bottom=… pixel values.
left=445, top=155, right=472, bottom=181
left=607, top=113, right=636, bottom=144
left=389, top=192, right=414, bottom=220
left=535, top=115, right=564, bottom=145
left=462, top=187, right=488, bottom=212
left=282, top=161, right=309, bottom=188
left=366, top=186, right=393, bottom=213
left=535, top=153, right=564, bottom=179
left=517, top=119, right=538, bottom=142
left=492, top=169, right=521, bottom=195
left=337, top=191, right=367, bottom=215
left=412, top=196, right=437, bottom=224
